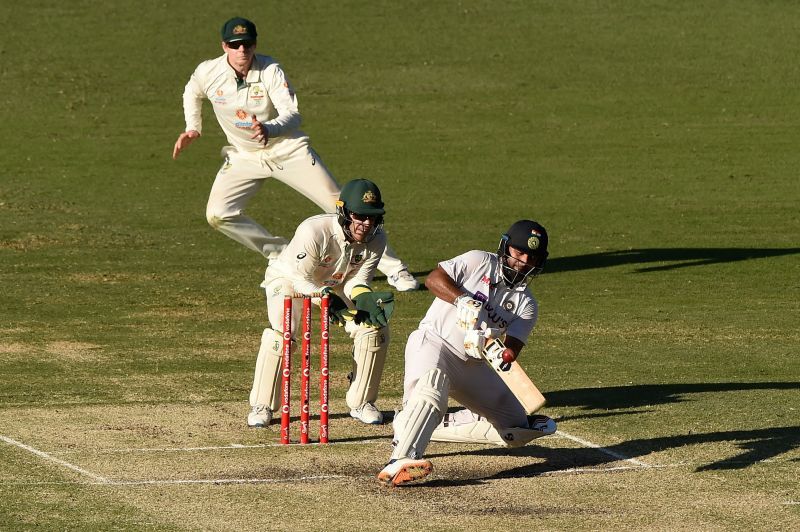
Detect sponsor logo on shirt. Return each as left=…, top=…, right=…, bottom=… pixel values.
left=481, top=275, right=491, bottom=285
left=473, top=291, right=511, bottom=328
left=321, top=256, right=333, bottom=265
left=213, top=89, right=227, bottom=105
left=234, top=108, right=252, bottom=129
left=297, top=252, right=307, bottom=259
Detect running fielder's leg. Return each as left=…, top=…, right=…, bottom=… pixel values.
left=343, top=320, right=389, bottom=424
left=206, top=149, right=288, bottom=258
left=378, top=368, right=449, bottom=486
left=273, top=147, right=418, bottom=290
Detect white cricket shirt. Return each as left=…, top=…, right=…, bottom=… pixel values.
left=182, top=53, right=309, bottom=158
left=419, top=250, right=538, bottom=360
left=264, top=214, right=387, bottom=298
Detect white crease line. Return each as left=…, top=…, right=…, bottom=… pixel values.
left=54, top=439, right=388, bottom=455
left=108, top=474, right=351, bottom=486
left=556, top=430, right=652, bottom=468
left=542, top=464, right=676, bottom=476
left=0, top=434, right=110, bottom=484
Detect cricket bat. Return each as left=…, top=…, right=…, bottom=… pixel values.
left=481, top=341, right=546, bottom=414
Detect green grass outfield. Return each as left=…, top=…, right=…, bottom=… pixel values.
left=1, top=1, right=798, bottom=529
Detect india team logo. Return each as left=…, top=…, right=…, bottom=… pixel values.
left=528, top=230, right=541, bottom=250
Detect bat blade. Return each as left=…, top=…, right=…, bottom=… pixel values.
left=486, top=359, right=546, bottom=414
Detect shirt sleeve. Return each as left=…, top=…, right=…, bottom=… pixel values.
left=263, top=63, right=302, bottom=138
left=438, top=250, right=486, bottom=290
left=182, top=65, right=207, bottom=134
left=506, top=297, right=538, bottom=345
left=290, top=223, right=328, bottom=296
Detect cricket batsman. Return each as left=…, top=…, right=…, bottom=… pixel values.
left=172, top=17, right=418, bottom=291
left=378, top=220, right=557, bottom=486
left=248, top=179, right=394, bottom=427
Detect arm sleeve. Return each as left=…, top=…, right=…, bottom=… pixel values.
left=263, top=64, right=302, bottom=138
left=182, top=67, right=207, bottom=134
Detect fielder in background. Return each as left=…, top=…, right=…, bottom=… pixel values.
left=378, top=220, right=557, bottom=486
left=172, top=17, right=418, bottom=292
left=249, top=179, right=395, bottom=427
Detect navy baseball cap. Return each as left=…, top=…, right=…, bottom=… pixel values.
left=221, top=17, right=257, bottom=42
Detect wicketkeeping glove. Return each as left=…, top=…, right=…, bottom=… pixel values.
left=455, top=294, right=482, bottom=330
left=321, top=288, right=351, bottom=326
left=351, top=285, right=395, bottom=327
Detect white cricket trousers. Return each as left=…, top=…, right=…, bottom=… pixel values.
left=402, top=329, right=528, bottom=430
left=205, top=145, right=408, bottom=275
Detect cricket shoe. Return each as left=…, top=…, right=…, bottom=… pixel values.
left=387, top=269, right=419, bottom=292
left=528, top=414, right=557, bottom=435
left=247, top=405, right=273, bottom=428
left=378, top=458, right=433, bottom=487
left=350, top=402, right=384, bottom=425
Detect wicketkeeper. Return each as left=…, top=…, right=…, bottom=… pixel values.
left=378, top=220, right=557, bottom=486
left=249, top=179, right=394, bottom=427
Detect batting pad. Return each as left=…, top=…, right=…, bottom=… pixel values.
left=431, top=409, right=557, bottom=448
left=250, top=328, right=291, bottom=411
left=344, top=324, right=389, bottom=409
left=391, top=368, right=449, bottom=460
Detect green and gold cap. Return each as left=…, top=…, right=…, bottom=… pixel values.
left=221, top=17, right=257, bottom=42
left=336, top=179, right=385, bottom=216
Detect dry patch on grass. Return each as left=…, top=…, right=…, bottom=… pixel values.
left=0, top=342, right=30, bottom=355
left=67, top=272, right=158, bottom=285
left=45, top=341, right=105, bottom=362
left=0, top=234, right=65, bottom=251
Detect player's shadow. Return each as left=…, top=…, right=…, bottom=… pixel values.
left=546, top=247, right=800, bottom=274
left=424, top=424, right=800, bottom=487
left=421, top=381, right=800, bottom=486
left=546, top=381, right=800, bottom=414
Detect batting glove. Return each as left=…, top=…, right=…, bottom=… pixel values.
left=455, top=294, right=482, bottom=330
left=483, top=338, right=514, bottom=372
